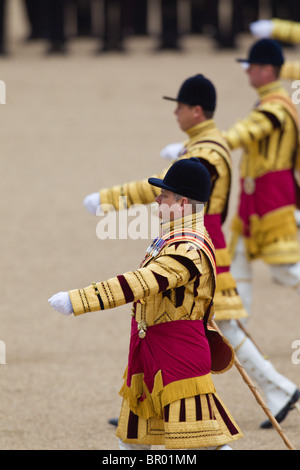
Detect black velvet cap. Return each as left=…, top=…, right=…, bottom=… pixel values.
left=163, top=74, right=216, bottom=112
left=148, top=158, right=211, bottom=202
left=237, top=38, right=284, bottom=66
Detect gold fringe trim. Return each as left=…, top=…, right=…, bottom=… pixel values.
left=229, top=206, right=299, bottom=262
left=119, top=369, right=216, bottom=421
left=216, top=271, right=237, bottom=291
left=116, top=392, right=243, bottom=448
left=213, top=289, right=249, bottom=321
left=261, top=238, right=300, bottom=264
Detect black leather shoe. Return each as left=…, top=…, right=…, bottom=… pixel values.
left=108, top=417, right=119, bottom=427
left=260, top=389, right=300, bottom=428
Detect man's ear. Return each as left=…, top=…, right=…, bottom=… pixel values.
left=193, top=105, right=203, bottom=119
left=180, top=197, right=189, bottom=209
left=266, top=64, right=277, bottom=80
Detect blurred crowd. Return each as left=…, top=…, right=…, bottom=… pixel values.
left=0, top=0, right=299, bottom=56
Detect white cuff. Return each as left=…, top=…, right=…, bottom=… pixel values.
left=250, top=20, right=274, bottom=38
left=160, top=142, right=183, bottom=161
left=83, top=192, right=101, bottom=215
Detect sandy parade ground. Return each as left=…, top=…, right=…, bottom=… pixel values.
left=1, top=1, right=300, bottom=451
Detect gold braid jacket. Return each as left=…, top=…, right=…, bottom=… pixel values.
left=224, top=81, right=300, bottom=263
left=69, top=213, right=215, bottom=327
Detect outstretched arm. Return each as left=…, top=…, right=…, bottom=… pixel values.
left=224, top=108, right=282, bottom=150
left=250, top=18, right=300, bottom=44
left=49, top=250, right=200, bottom=316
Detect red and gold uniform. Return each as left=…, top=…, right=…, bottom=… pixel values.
left=69, top=213, right=242, bottom=449
left=225, top=81, right=300, bottom=264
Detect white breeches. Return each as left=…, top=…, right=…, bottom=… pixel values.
left=231, top=238, right=300, bottom=317
left=219, top=319, right=297, bottom=416
left=230, top=238, right=253, bottom=315
left=269, top=263, right=300, bottom=291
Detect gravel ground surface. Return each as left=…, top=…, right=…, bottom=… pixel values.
left=1, top=1, right=299, bottom=451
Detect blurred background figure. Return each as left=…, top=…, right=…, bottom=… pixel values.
left=270, top=0, right=300, bottom=24
left=75, top=0, right=92, bottom=37
left=158, top=0, right=180, bottom=50
left=23, top=0, right=45, bottom=41
left=96, top=0, right=125, bottom=53
left=42, top=0, right=67, bottom=54
left=2, top=0, right=300, bottom=58
left=131, top=0, right=147, bottom=36
left=209, top=0, right=243, bottom=48
left=0, top=0, right=8, bottom=55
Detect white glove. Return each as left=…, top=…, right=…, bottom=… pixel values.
left=250, top=20, right=274, bottom=38
left=240, top=62, right=249, bottom=71
left=48, top=292, right=74, bottom=315
left=84, top=192, right=100, bottom=215
left=160, top=142, right=184, bottom=162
